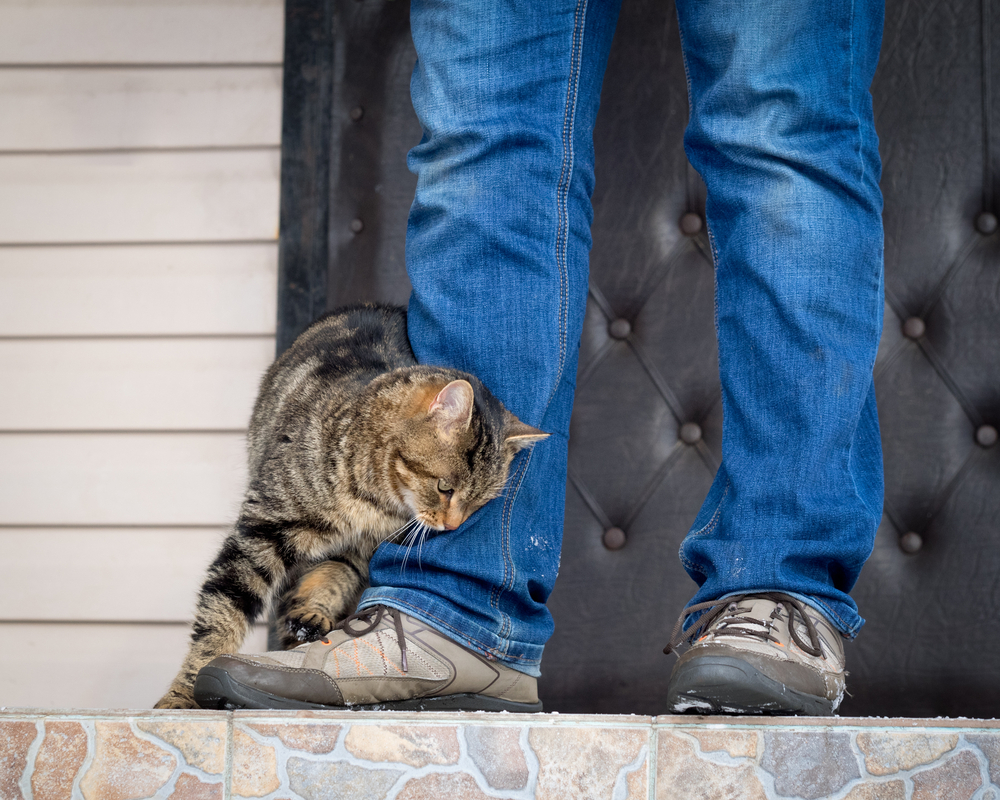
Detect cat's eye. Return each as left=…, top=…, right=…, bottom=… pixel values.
left=437, top=479, right=453, bottom=494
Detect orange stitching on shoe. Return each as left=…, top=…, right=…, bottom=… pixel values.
left=360, top=637, right=405, bottom=676
left=346, top=640, right=373, bottom=676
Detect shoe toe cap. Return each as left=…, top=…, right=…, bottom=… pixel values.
left=203, top=654, right=345, bottom=706
left=677, top=642, right=843, bottom=702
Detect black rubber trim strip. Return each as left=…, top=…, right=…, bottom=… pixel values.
left=665, top=655, right=834, bottom=717
left=194, top=665, right=544, bottom=714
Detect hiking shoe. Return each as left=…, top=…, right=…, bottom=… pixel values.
left=663, top=592, right=846, bottom=716
left=193, top=605, right=542, bottom=712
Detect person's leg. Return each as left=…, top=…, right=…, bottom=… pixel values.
left=665, top=0, right=885, bottom=714
left=359, top=0, right=623, bottom=675
left=192, top=1, right=625, bottom=713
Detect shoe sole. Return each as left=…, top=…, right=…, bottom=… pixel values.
left=665, top=655, right=834, bottom=716
left=193, top=665, right=544, bottom=713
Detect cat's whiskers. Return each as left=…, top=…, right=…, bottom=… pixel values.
left=417, top=520, right=431, bottom=567
left=394, top=517, right=421, bottom=549
left=385, top=517, right=415, bottom=553
left=398, top=517, right=431, bottom=573
left=391, top=516, right=420, bottom=541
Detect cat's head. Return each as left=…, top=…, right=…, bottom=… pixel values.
left=390, top=376, right=548, bottom=532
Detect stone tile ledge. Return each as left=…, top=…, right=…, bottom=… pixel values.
left=1, top=710, right=999, bottom=800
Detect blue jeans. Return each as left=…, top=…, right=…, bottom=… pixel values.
left=360, top=0, right=885, bottom=674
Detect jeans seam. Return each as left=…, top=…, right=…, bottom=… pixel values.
left=493, top=451, right=532, bottom=645
left=692, top=479, right=729, bottom=538
left=548, top=0, right=589, bottom=409
left=506, top=452, right=533, bottom=638
left=675, top=7, right=695, bottom=122
left=679, top=553, right=699, bottom=572
left=848, top=0, right=864, bottom=186
left=679, top=479, right=729, bottom=572
left=490, top=0, right=589, bottom=651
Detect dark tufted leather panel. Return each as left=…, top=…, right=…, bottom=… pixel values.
left=277, top=0, right=1000, bottom=716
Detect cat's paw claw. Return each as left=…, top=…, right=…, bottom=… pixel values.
left=281, top=613, right=333, bottom=648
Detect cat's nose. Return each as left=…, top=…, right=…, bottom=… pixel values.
left=443, top=510, right=466, bottom=530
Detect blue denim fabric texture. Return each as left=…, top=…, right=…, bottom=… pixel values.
left=360, top=0, right=886, bottom=673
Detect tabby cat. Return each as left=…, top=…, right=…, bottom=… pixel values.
left=155, top=304, right=546, bottom=709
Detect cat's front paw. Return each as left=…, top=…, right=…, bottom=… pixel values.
left=280, top=611, right=335, bottom=648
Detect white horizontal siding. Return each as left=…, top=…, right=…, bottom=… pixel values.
left=0, top=0, right=284, bottom=65
left=0, top=433, right=248, bottom=525
left=1, top=0, right=287, bottom=710
left=0, top=528, right=227, bottom=622
left=0, top=150, right=280, bottom=244
left=0, top=67, right=282, bottom=151
left=0, top=338, right=273, bottom=430
left=0, top=623, right=268, bottom=709
left=0, top=243, right=278, bottom=336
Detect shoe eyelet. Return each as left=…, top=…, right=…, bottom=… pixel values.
left=320, top=638, right=330, bottom=645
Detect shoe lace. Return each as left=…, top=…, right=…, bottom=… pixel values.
left=329, top=605, right=409, bottom=673
left=662, top=592, right=822, bottom=658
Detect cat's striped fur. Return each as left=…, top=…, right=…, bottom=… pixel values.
left=155, top=304, right=545, bottom=709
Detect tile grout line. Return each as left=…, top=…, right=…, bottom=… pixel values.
left=18, top=720, right=45, bottom=799
left=237, top=717, right=312, bottom=800
left=965, top=732, right=1000, bottom=797
left=611, top=741, right=648, bottom=800
left=520, top=723, right=542, bottom=798
left=224, top=712, right=234, bottom=800
left=128, top=719, right=186, bottom=798
left=71, top=720, right=97, bottom=800
left=648, top=726, right=657, bottom=800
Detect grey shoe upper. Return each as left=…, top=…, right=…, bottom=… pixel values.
left=206, top=605, right=538, bottom=707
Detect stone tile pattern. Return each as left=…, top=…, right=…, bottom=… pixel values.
left=0, top=716, right=226, bottom=800
left=232, top=718, right=650, bottom=799
left=659, top=725, right=1000, bottom=800
left=2, top=712, right=1000, bottom=800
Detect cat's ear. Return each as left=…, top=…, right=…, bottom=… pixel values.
left=428, top=380, right=474, bottom=439
left=504, top=413, right=550, bottom=453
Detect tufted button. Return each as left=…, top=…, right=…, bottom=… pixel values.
left=902, top=317, right=925, bottom=339
left=679, top=212, right=703, bottom=236
left=608, top=318, right=631, bottom=340
left=679, top=422, right=702, bottom=445
left=350, top=218, right=364, bottom=233
left=976, top=424, right=998, bottom=448
left=899, top=531, right=923, bottom=554
left=975, top=211, right=998, bottom=235
left=603, top=527, right=627, bottom=550
left=350, top=106, right=365, bottom=121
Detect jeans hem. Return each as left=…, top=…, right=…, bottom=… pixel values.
left=359, top=589, right=544, bottom=677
